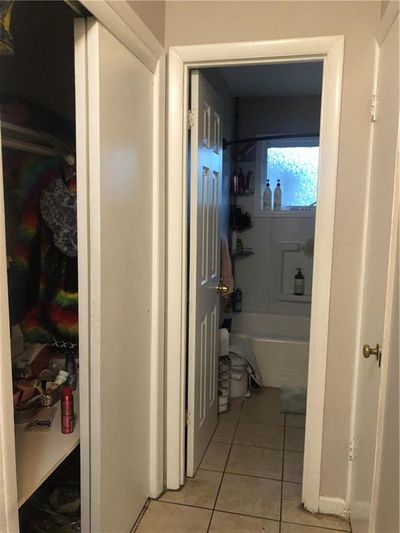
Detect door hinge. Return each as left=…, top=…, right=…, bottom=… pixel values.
left=371, top=94, right=377, bottom=123
left=349, top=438, right=356, bottom=461
left=185, top=410, right=191, bottom=425
left=188, top=110, right=195, bottom=130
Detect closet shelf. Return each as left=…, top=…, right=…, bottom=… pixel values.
left=15, top=390, right=80, bottom=507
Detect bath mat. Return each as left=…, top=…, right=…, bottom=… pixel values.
left=280, top=387, right=307, bottom=414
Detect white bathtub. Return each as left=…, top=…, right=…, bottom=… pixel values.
left=231, top=312, right=310, bottom=389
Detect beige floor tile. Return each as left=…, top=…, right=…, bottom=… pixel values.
left=247, top=388, right=281, bottom=408
left=212, top=418, right=237, bottom=444
left=281, top=523, right=347, bottom=533
left=216, top=473, right=281, bottom=520
left=199, top=441, right=230, bottom=472
left=283, top=452, right=303, bottom=483
left=136, top=501, right=211, bottom=533
left=160, top=469, right=222, bottom=509
left=281, top=482, right=351, bottom=531
left=285, top=427, right=305, bottom=452
left=209, top=511, right=279, bottom=532
left=226, top=444, right=283, bottom=480
left=219, top=397, right=244, bottom=421
left=241, top=399, right=285, bottom=426
left=234, top=420, right=284, bottom=449
left=286, top=413, right=306, bottom=428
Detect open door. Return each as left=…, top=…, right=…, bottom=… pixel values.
left=75, top=19, right=154, bottom=532
left=187, top=71, right=223, bottom=477
left=350, top=13, right=399, bottom=532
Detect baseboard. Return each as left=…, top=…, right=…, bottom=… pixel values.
left=319, top=496, right=349, bottom=518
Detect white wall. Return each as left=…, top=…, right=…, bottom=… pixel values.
left=165, top=0, right=380, bottom=499
left=233, top=95, right=320, bottom=318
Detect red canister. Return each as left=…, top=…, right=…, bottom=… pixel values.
left=61, top=386, right=75, bottom=434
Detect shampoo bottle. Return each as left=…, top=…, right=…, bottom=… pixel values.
left=273, top=179, right=282, bottom=210
left=294, top=268, right=305, bottom=296
left=263, top=180, right=272, bottom=210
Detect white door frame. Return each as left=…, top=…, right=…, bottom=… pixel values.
left=165, top=35, right=344, bottom=512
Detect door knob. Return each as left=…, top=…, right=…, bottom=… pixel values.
left=363, top=343, right=381, bottom=366
left=217, top=281, right=229, bottom=295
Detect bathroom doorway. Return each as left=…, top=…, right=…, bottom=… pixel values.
left=187, top=62, right=322, bottom=480
left=165, top=37, right=344, bottom=513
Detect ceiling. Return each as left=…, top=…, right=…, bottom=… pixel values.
left=217, top=61, right=323, bottom=98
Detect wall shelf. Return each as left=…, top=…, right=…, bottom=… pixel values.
left=231, top=250, right=254, bottom=259
left=15, top=390, right=80, bottom=507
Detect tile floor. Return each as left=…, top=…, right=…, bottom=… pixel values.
left=135, top=388, right=351, bottom=533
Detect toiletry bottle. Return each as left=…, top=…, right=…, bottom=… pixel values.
left=245, top=171, right=253, bottom=192
left=231, top=230, right=238, bottom=253
left=232, top=173, right=239, bottom=194
left=61, top=385, right=75, bottom=434
left=294, top=268, right=305, bottom=296
left=65, top=353, right=77, bottom=390
left=273, top=179, right=282, bottom=210
left=233, top=288, right=242, bottom=312
left=238, top=167, right=245, bottom=194
left=236, top=238, right=243, bottom=254
left=263, top=179, right=272, bottom=210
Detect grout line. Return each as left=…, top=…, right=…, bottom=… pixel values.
left=207, top=412, right=241, bottom=532
left=282, top=520, right=350, bottom=532
left=279, top=413, right=287, bottom=533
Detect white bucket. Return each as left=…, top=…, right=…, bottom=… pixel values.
left=229, top=354, right=248, bottom=398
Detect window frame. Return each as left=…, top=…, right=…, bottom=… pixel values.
left=254, top=135, right=320, bottom=218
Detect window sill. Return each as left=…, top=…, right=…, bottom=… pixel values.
left=254, top=209, right=316, bottom=218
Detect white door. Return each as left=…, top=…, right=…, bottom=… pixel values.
left=187, top=71, right=223, bottom=476
left=350, top=14, right=399, bottom=532
left=75, top=19, right=154, bottom=532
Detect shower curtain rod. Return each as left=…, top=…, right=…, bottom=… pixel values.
left=223, top=132, right=319, bottom=150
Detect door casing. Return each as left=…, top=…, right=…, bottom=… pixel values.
left=165, top=36, right=344, bottom=514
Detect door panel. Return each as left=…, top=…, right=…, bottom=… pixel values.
left=187, top=71, right=223, bottom=476
left=76, top=19, right=154, bottom=532
left=350, top=14, right=399, bottom=532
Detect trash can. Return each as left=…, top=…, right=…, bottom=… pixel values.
left=229, top=354, right=248, bottom=398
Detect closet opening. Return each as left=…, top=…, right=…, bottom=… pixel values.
left=0, top=1, right=82, bottom=529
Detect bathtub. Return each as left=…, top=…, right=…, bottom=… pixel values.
left=231, top=312, right=310, bottom=389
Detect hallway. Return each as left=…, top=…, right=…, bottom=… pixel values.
left=136, top=388, right=351, bottom=532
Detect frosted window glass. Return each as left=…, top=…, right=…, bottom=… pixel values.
left=266, top=146, right=319, bottom=207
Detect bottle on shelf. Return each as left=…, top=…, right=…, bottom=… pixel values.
left=233, top=288, right=242, bottom=312
left=263, top=179, right=272, bottom=210
left=231, top=230, right=238, bottom=253
left=232, top=173, right=239, bottom=194
left=294, top=268, right=305, bottom=296
left=273, top=179, right=282, bottom=210
left=245, top=171, right=253, bottom=192
left=236, top=238, right=243, bottom=254
left=237, top=167, right=245, bottom=194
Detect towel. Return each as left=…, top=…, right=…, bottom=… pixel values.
left=221, top=236, right=234, bottom=294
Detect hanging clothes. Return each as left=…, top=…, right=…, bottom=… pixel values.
left=8, top=153, right=78, bottom=348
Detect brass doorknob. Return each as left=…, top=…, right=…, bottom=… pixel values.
left=217, top=282, right=229, bottom=295
left=363, top=343, right=381, bottom=366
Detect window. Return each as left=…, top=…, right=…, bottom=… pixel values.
left=256, top=137, right=319, bottom=215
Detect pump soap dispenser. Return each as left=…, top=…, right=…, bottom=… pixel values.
left=294, top=268, right=305, bottom=296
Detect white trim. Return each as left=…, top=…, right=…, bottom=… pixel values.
left=81, top=0, right=163, bottom=73
left=319, top=496, right=349, bottom=519
left=0, top=110, right=19, bottom=533
left=165, top=36, right=344, bottom=513
left=149, top=54, right=166, bottom=498
left=74, top=18, right=91, bottom=533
